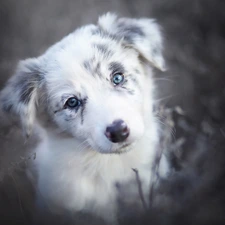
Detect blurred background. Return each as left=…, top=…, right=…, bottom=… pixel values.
left=0, top=0, right=225, bottom=224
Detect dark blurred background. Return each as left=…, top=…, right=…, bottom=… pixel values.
left=0, top=0, right=225, bottom=224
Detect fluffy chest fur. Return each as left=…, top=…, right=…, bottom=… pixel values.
left=35, top=120, right=162, bottom=220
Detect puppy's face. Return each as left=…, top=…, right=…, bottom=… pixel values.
left=1, top=14, right=165, bottom=154
left=45, top=37, right=148, bottom=153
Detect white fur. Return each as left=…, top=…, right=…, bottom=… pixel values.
left=1, top=13, right=168, bottom=222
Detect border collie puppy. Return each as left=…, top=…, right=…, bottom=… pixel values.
left=1, top=13, right=168, bottom=223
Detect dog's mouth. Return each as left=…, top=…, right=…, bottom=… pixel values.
left=114, top=142, right=134, bottom=153
left=87, top=140, right=136, bottom=155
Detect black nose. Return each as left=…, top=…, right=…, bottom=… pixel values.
left=105, top=119, right=130, bottom=143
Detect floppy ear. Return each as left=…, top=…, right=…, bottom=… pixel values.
left=98, top=13, right=166, bottom=71
left=0, top=58, right=42, bottom=137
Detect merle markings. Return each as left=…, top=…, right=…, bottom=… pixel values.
left=18, top=62, right=44, bottom=104
left=80, top=97, right=88, bottom=125
left=83, top=59, right=103, bottom=77
left=122, top=87, right=135, bottom=95
left=83, top=60, right=92, bottom=72
left=123, top=25, right=145, bottom=37
left=152, top=47, right=160, bottom=57
left=128, top=73, right=141, bottom=90
left=91, top=28, right=120, bottom=42
left=94, top=62, right=102, bottom=77
left=92, top=43, right=113, bottom=58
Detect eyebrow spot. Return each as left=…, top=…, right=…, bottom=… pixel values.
left=109, top=62, right=125, bottom=74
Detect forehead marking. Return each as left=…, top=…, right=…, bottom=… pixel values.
left=94, top=62, right=102, bottom=77
left=83, top=60, right=92, bottom=72
left=92, top=43, right=113, bottom=58
left=83, top=59, right=102, bottom=77
left=91, top=28, right=120, bottom=42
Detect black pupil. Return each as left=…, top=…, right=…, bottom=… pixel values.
left=67, top=97, right=78, bottom=107
left=113, top=74, right=123, bottom=84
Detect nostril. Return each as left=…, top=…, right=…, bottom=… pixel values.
left=105, top=130, right=112, bottom=140
left=105, top=119, right=130, bottom=143
left=122, top=126, right=128, bottom=133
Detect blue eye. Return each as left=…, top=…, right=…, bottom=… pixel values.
left=112, top=73, right=124, bottom=85
left=65, top=97, right=80, bottom=108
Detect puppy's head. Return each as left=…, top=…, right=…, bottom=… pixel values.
left=1, top=13, right=165, bottom=154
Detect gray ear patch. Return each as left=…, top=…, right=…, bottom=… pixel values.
left=2, top=97, right=13, bottom=112
left=98, top=14, right=166, bottom=71
left=117, top=23, right=145, bottom=43
left=17, top=61, right=44, bottom=104
left=18, top=75, right=36, bottom=103
left=1, top=73, right=37, bottom=113
left=152, top=47, right=160, bottom=57
left=0, top=58, right=42, bottom=136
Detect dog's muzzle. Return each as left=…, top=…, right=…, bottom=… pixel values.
left=105, top=119, right=130, bottom=143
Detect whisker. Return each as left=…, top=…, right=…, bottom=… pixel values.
left=68, top=140, right=90, bottom=165
left=154, top=77, right=176, bottom=83
left=76, top=140, right=90, bottom=152
left=154, top=93, right=178, bottom=104
left=154, top=116, right=176, bottom=142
